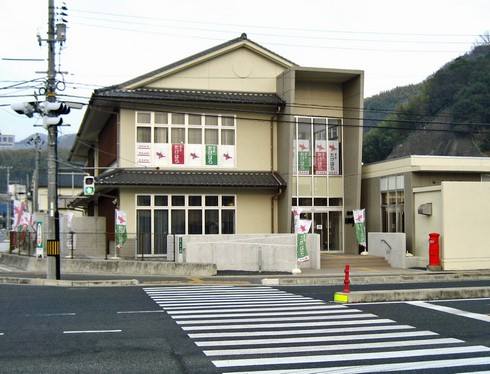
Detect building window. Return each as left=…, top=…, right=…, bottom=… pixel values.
left=135, top=194, right=236, bottom=255
left=294, top=116, right=342, bottom=176
left=380, top=175, right=405, bottom=233
left=135, top=111, right=236, bottom=168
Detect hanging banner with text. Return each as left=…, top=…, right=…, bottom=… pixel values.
left=35, top=221, right=44, bottom=258
left=295, top=219, right=312, bottom=262
left=353, top=209, right=367, bottom=248
left=315, top=140, right=327, bottom=175
left=328, top=140, right=340, bottom=175
left=115, top=209, right=128, bottom=250
left=205, top=145, right=218, bottom=166
left=172, top=144, right=185, bottom=164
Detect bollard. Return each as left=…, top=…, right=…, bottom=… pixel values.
left=343, top=264, right=350, bottom=293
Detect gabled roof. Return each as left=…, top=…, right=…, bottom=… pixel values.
left=113, top=33, right=296, bottom=90
left=95, top=169, right=286, bottom=190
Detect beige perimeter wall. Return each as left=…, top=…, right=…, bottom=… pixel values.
left=414, top=182, right=490, bottom=270
left=441, top=182, right=490, bottom=270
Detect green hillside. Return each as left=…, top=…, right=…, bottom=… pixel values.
left=363, top=44, right=490, bottom=163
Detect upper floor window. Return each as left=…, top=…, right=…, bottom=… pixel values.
left=294, top=116, right=342, bottom=176
left=135, top=111, right=236, bottom=168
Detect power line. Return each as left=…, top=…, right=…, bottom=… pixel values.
left=69, top=13, right=474, bottom=46
left=71, top=22, right=466, bottom=54
left=70, top=8, right=481, bottom=38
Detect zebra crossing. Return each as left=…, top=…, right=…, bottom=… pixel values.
left=143, top=285, right=490, bottom=373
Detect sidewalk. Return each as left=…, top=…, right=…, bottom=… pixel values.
left=1, top=251, right=490, bottom=303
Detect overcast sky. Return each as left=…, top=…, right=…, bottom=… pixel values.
left=1, top=0, right=489, bottom=141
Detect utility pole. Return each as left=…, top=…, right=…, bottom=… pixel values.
left=27, top=134, right=43, bottom=213
left=46, top=0, right=60, bottom=280
left=10, top=0, right=69, bottom=279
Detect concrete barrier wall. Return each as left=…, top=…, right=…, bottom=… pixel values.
left=0, top=253, right=216, bottom=276
left=59, top=215, right=107, bottom=258
left=368, top=232, right=415, bottom=269
left=176, top=234, right=320, bottom=272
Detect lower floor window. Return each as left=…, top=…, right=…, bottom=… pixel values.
left=136, top=194, right=236, bottom=255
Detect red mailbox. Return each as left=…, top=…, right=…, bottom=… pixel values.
left=428, top=232, right=441, bottom=269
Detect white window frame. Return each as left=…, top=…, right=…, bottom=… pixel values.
left=135, top=193, right=237, bottom=256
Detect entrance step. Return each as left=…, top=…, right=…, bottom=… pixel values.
left=321, top=254, right=391, bottom=270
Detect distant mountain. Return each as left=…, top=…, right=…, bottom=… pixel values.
left=14, top=133, right=76, bottom=150
left=363, top=43, right=490, bottom=163
left=364, top=84, right=422, bottom=132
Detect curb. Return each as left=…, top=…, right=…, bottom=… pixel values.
left=0, top=277, right=139, bottom=287
left=334, top=286, right=490, bottom=303
left=262, top=272, right=490, bottom=286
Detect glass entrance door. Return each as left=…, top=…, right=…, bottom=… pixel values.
left=313, top=211, right=342, bottom=252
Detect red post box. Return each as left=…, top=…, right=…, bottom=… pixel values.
left=428, top=232, right=441, bottom=270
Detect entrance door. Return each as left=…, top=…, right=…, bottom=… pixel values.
left=313, top=211, right=342, bottom=252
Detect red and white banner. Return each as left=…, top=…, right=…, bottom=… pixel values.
left=172, top=144, right=185, bottom=164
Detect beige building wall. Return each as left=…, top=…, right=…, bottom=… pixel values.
left=441, top=182, right=490, bottom=270
left=118, top=188, right=273, bottom=235
left=413, top=186, right=442, bottom=259
left=236, top=193, right=272, bottom=233
left=118, top=108, right=272, bottom=171
left=38, top=187, right=83, bottom=214
left=148, top=48, right=287, bottom=92
left=294, top=80, right=343, bottom=117
left=119, top=109, right=136, bottom=169
left=236, top=114, right=272, bottom=171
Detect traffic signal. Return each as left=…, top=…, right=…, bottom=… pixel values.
left=10, top=102, right=37, bottom=118
left=83, top=176, right=95, bottom=196
left=38, top=101, right=71, bottom=128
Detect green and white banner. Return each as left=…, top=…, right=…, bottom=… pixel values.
left=35, top=221, right=44, bottom=258
left=353, top=209, right=366, bottom=248
left=295, top=219, right=311, bottom=262
left=205, top=144, right=218, bottom=166
left=115, top=209, right=128, bottom=250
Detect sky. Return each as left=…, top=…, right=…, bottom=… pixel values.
left=0, top=0, right=489, bottom=141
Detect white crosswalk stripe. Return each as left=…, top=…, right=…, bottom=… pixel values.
left=143, top=285, right=490, bottom=373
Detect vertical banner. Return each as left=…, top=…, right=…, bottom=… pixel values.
left=35, top=221, right=44, bottom=258
left=353, top=209, right=367, bottom=248
left=172, top=144, right=185, bottom=164
left=187, top=144, right=203, bottom=167
left=314, top=140, right=327, bottom=175
left=297, top=140, right=311, bottom=175
left=295, top=219, right=312, bottom=262
left=115, top=209, right=128, bottom=251
left=220, top=145, right=235, bottom=167
left=328, top=140, right=340, bottom=175
left=136, top=143, right=152, bottom=166
left=205, top=144, right=218, bottom=166
left=153, top=143, right=169, bottom=167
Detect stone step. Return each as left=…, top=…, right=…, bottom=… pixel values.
left=321, top=254, right=391, bottom=268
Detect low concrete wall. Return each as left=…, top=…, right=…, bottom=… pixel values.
left=0, top=253, right=216, bottom=276
left=60, top=215, right=107, bottom=258
left=176, top=234, right=320, bottom=272
left=368, top=232, right=413, bottom=269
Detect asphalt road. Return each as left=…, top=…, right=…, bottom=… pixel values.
left=1, top=284, right=489, bottom=373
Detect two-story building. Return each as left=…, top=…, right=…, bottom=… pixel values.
left=69, top=34, right=363, bottom=259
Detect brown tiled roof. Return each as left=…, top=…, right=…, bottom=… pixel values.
left=96, top=169, right=286, bottom=190
left=94, top=87, right=284, bottom=106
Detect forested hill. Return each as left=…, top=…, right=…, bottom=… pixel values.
left=363, top=43, right=490, bottom=163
